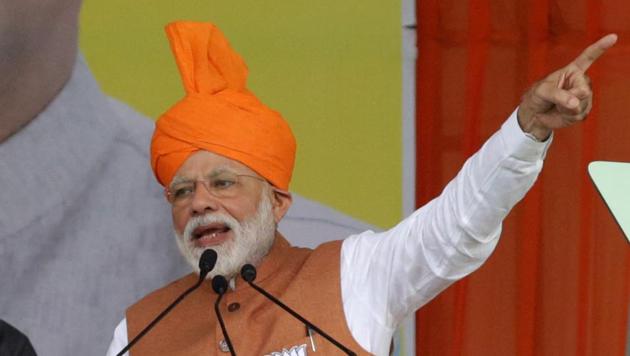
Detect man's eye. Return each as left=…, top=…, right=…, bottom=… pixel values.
left=173, top=186, right=194, bottom=198
left=212, top=179, right=236, bottom=189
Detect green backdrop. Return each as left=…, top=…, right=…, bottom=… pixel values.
left=80, top=0, right=402, bottom=228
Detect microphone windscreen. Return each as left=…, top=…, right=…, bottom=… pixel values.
left=199, top=249, right=218, bottom=275
left=212, top=275, right=228, bottom=295
left=240, top=264, right=257, bottom=282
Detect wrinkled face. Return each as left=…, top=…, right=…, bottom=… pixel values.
left=168, top=150, right=291, bottom=278
left=170, top=150, right=267, bottom=238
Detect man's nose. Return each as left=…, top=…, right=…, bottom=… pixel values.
left=190, top=181, right=220, bottom=215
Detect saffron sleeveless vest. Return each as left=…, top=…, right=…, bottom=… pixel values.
left=126, top=236, right=372, bottom=355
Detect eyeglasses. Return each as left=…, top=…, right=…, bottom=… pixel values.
left=166, top=171, right=266, bottom=207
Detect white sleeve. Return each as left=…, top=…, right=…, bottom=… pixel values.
left=105, top=318, right=129, bottom=356
left=340, top=109, right=552, bottom=355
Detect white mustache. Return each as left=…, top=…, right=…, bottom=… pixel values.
left=182, top=213, right=239, bottom=242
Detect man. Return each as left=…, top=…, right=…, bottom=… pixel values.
left=106, top=21, right=616, bottom=355
left=0, top=2, right=371, bottom=354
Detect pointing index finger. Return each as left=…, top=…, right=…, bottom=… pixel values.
left=572, top=33, right=618, bottom=72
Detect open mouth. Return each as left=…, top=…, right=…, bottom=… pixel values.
left=191, top=223, right=232, bottom=246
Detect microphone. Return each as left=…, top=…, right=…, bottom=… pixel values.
left=116, top=249, right=217, bottom=356
left=212, top=275, right=236, bottom=356
left=240, top=264, right=356, bottom=356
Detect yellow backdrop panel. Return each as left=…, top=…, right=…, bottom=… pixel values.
left=80, top=0, right=401, bottom=228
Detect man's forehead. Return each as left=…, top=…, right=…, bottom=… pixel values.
left=172, top=150, right=258, bottom=181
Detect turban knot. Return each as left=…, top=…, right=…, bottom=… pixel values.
left=151, top=21, right=296, bottom=190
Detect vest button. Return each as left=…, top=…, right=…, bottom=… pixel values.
left=219, top=339, right=230, bottom=353
left=227, top=302, right=240, bottom=312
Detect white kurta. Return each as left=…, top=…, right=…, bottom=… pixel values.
left=107, top=109, right=551, bottom=355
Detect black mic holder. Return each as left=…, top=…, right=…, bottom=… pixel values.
left=241, top=264, right=356, bottom=356
left=212, top=275, right=236, bottom=356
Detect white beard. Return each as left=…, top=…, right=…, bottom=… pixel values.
left=175, top=190, right=277, bottom=279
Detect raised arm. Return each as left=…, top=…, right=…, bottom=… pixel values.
left=339, top=33, right=618, bottom=355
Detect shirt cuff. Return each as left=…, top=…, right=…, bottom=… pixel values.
left=500, top=107, right=553, bottom=161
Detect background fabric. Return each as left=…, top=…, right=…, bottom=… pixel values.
left=416, top=1, right=630, bottom=355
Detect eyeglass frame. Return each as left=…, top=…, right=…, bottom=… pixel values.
left=164, top=170, right=287, bottom=207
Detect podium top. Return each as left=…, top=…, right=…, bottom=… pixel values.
left=588, top=161, right=630, bottom=244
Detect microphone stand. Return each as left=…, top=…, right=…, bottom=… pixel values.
left=212, top=275, right=236, bottom=356
left=116, top=249, right=218, bottom=356
left=241, top=264, right=356, bottom=356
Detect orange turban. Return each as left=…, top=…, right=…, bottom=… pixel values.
left=150, top=21, right=296, bottom=190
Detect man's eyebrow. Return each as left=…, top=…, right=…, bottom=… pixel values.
left=208, top=167, right=233, bottom=177
left=169, top=175, right=192, bottom=187
left=170, top=167, right=237, bottom=186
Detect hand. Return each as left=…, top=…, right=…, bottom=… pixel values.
left=517, top=34, right=618, bottom=141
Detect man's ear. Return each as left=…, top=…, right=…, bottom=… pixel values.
left=270, top=188, right=292, bottom=223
